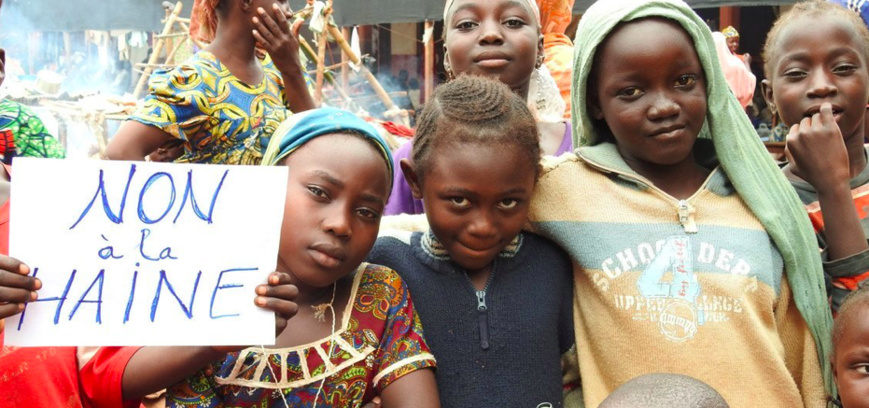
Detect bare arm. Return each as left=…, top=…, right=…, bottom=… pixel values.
left=121, top=272, right=299, bottom=399
left=379, top=369, right=440, bottom=408
left=121, top=345, right=225, bottom=400
left=106, top=121, right=175, bottom=161
left=785, top=103, right=868, bottom=260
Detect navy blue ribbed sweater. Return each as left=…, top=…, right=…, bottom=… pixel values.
left=367, top=231, right=574, bottom=408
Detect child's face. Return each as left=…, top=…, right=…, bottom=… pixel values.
left=726, top=36, right=740, bottom=54
left=591, top=19, right=707, bottom=170
left=762, top=16, right=869, bottom=141
left=408, top=142, right=536, bottom=273
left=278, top=134, right=390, bottom=288
left=444, top=0, right=543, bottom=95
left=833, top=303, right=869, bottom=408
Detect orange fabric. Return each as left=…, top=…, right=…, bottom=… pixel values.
left=543, top=34, right=573, bottom=119
left=537, top=0, right=574, bottom=119
left=538, top=0, right=574, bottom=36
left=190, top=0, right=219, bottom=44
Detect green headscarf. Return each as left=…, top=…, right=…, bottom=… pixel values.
left=571, top=0, right=835, bottom=398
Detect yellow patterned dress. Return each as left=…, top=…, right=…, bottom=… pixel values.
left=129, top=51, right=292, bottom=165
left=166, top=263, right=437, bottom=408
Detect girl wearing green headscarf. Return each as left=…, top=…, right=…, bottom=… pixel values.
left=527, top=0, right=832, bottom=406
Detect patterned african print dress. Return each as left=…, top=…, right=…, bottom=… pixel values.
left=0, top=100, right=65, bottom=161
left=129, top=51, right=293, bottom=165
left=166, top=263, right=436, bottom=408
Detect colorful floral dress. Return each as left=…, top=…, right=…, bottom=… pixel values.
left=0, top=100, right=65, bottom=160
left=166, top=263, right=436, bottom=408
left=129, top=51, right=292, bottom=165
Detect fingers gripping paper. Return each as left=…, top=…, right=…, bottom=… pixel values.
left=6, top=158, right=288, bottom=347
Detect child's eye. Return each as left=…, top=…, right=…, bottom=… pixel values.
left=450, top=197, right=470, bottom=207
left=675, top=75, right=697, bottom=88
left=833, top=64, right=858, bottom=75
left=455, top=20, right=477, bottom=31
left=783, top=68, right=807, bottom=79
left=356, top=207, right=381, bottom=220
left=307, top=186, right=329, bottom=199
left=618, top=87, right=642, bottom=98
left=504, top=18, right=527, bottom=28
left=855, top=364, right=869, bottom=374
left=497, top=198, right=519, bottom=210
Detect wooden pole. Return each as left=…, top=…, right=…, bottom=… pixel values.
left=325, top=24, right=398, bottom=112
left=298, top=37, right=353, bottom=103
left=314, top=32, right=329, bottom=105
left=424, top=20, right=434, bottom=103
left=133, top=1, right=183, bottom=98
left=341, top=27, right=351, bottom=95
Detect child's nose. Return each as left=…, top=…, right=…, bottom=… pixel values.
left=646, top=94, right=680, bottom=120
left=321, top=209, right=352, bottom=239
left=478, top=20, right=505, bottom=45
left=467, top=210, right=498, bottom=238
left=806, top=72, right=837, bottom=98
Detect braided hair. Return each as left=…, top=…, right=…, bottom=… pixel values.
left=763, top=0, right=869, bottom=79
left=412, top=75, right=540, bottom=184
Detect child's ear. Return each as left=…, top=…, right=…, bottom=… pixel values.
left=537, top=34, right=545, bottom=67
left=400, top=159, right=424, bottom=200
left=241, top=0, right=255, bottom=12
left=760, top=79, right=776, bottom=115
left=589, top=93, right=604, bottom=120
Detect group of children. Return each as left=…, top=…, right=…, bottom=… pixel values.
left=2, top=0, right=869, bottom=407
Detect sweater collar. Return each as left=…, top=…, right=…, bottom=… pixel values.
left=412, top=230, right=525, bottom=274
left=576, top=140, right=733, bottom=197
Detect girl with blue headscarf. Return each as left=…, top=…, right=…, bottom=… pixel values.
left=165, top=108, right=439, bottom=408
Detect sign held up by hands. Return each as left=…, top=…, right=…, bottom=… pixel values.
left=6, top=158, right=288, bottom=347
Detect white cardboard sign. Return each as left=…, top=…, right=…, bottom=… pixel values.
left=5, top=158, right=288, bottom=347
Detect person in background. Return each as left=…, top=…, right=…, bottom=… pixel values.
left=107, top=0, right=315, bottom=164
left=0, top=99, right=66, bottom=163
left=712, top=31, right=755, bottom=109
left=721, top=26, right=751, bottom=68
left=537, top=0, right=575, bottom=119
left=385, top=0, right=573, bottom=216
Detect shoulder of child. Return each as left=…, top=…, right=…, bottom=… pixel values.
left=539, top=151, right=582, bottom=180
left=520, top=233, right=573, bottom=279
left=369, top=230, right=414, bottom=261
left=358, top=263, right=410, bottom=305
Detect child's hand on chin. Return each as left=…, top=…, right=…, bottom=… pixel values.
left=785, top=102, right=850, bottom=190
left=211, top=271, right=299, bottom=353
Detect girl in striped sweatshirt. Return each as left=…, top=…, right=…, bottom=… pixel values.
left=527, top=0, right=833, bottom=406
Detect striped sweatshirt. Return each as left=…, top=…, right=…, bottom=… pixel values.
left=528, top=143, right=826, bottom=408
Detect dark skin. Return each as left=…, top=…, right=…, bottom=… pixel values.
left=267, top=135, right=439, bottom=407
left=761, top=15, right=869, bottom=262
left=443, top=0, right=565, bottom=156
left=402, top=143, right=537, bottom=289
left=107, top=0, right=315, bottom=161
left=591, top=19, right=709, bottom=199
left=832, top=302, right=869, bottom=408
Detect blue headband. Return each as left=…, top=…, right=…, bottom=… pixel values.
left=262, top=107, right=394, bottom=184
